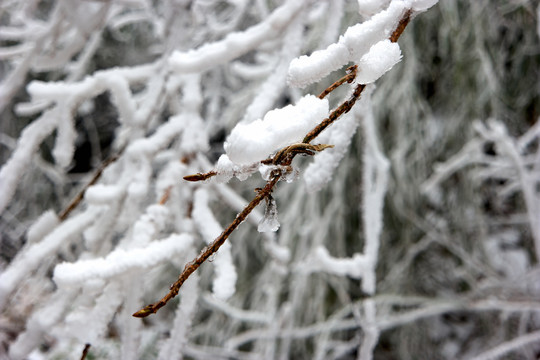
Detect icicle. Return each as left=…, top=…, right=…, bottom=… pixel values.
left=258, top=195, right=280, bottom=232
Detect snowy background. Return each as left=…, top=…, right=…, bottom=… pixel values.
left=1, top=0, right=540, bottom=359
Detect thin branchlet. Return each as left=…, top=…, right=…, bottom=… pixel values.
left=183, top=171, right=217, bottom=182
left=134, top=9, right=413, bottom=318
left=80, top=343, right=91, bottom=360
left=133, top=175, right=281, bottom=317
left=58, top=153, right=120, bottom=221
left=303, top=83, right=366, bottom=144
left=390, top=9, right=411, bottom=43
left=158, top=186, right=173, bottom=205
left=318, top=65, right=358, bottom=100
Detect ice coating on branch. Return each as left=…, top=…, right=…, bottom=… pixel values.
left=215, top=154, right=235, bottom=183
left=356, top=40, right=402, bottom=84
left=303, top=86, right=387, bottom=294
left=214, top=154, right=259, bottom=183
left=224, top=95, right=329, bottom=164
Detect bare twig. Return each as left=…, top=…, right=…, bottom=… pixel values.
left=318, top=65, right=358, bottom=100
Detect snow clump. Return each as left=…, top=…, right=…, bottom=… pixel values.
left=224, top=95, right=329, bottom=165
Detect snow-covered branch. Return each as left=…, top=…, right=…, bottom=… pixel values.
left=2, top=1, right=538, bottom=359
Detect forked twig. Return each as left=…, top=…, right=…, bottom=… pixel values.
left=303, top=9, right=411, bottom=144
left=134, top=9, right=413, bottom=318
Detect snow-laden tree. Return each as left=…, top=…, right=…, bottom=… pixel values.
left=1, top=1, right=539, bottom=359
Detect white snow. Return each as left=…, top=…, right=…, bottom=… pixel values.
left=63, top=282, right=123, bottom=344
left=287, top=1, right=407, bottom=88
left=303, top=110, right=359, bottom=192
left=26, top=210, right=59, bottom=244
left=193, top=189, right=237, bottom=300
left=411, top=0, right=439, bottom=12
left=302, top=87, right=388, bottom=295
left=356, top=39, right=402, bottom=84
left=0, top=207, right=101, bottom=309
left=304, top=86, right=374, bottom=192
left=258, top=164, right=298, bottom=183
left=0, top=110, right=58, bottom=214
left=168, top=0, right=306, bottom=73
left=224, top=95, right=329, bottom=164
left=52, top=106, right=76, bottom=168
left=157, top=275, right=198, bottom=360
left=360, top=88, right=390, bottom=294
left=53, top=234, right=194, bottom=287
left=213, top=154, right=260, bottom=183
left=309, top=246, right=369, bottom=279
left=357, top=0, right=390, bottom=16
left=84, top=184, right=124, bottom=204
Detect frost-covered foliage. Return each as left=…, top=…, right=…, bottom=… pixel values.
left=1, top=1, right=540, bottom=359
